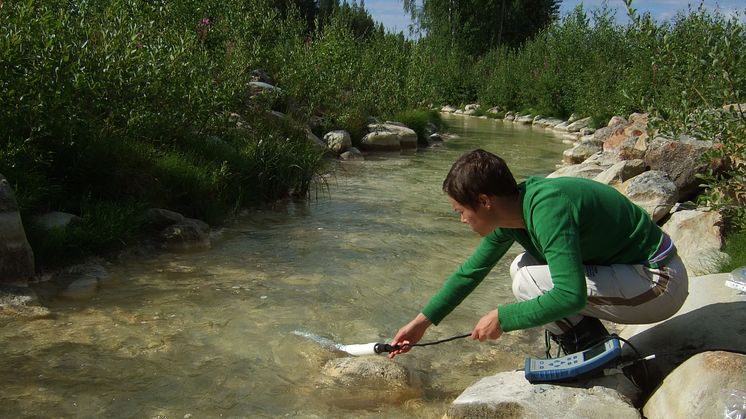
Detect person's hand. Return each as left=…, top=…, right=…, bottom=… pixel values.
left=471, top=309, right=503, bottom=341
left=388, top=313, right=432, bottom=359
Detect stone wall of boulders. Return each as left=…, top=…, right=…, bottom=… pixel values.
left=441, top=104, right=730, bottom=277
left=438, top=105, right=744, bottom=419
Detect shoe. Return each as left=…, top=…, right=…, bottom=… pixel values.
left=545, top=316, right=609, bottom=356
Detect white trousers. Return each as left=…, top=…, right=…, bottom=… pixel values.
left=509, top=252, right=689, bottom=334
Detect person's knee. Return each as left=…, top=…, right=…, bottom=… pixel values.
left=511, top=268, right=534, bottom=301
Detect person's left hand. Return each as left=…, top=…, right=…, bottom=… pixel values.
left=471, top=309, right=503, bottom=341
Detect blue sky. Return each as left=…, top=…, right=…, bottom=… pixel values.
left=366, top=0, right=746, bottom=35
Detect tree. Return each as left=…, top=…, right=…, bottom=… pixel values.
left=403, top=0, right=560, bottom=55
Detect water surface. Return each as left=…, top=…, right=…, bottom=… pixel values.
left=1, top=115, right=569, bottom=418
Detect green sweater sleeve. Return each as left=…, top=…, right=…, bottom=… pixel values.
left=421, top=231, right=514, bottom=325
left=497, top=194, right=587, bottom=332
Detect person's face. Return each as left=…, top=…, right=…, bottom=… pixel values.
left=448, top=195, right=497, bottom=237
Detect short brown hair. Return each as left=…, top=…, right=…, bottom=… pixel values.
left=443, top=149, right=518, bottom=209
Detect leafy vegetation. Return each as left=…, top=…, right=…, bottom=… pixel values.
left=1, top=0, right=744, bottom=268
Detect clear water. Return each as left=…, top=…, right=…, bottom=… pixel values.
left=0, top=115, right=569, bottom=418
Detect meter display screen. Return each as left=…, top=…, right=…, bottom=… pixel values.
left=582, top=342, right=607, bottom=361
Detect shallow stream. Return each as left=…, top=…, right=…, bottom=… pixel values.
left=1, top=115, right=569, bottom=418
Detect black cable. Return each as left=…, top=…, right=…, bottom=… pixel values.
left=376, top=333, right=472, bottom=353
left=405, top=333, right=472, bottom=348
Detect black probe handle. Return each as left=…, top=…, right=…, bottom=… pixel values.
left=373, top=343, right=402, bottom=353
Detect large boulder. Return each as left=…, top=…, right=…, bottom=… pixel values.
left=644, top=135, right=714, bottom=201
left=566, top=116, right=592, bottom=133
left=515, top=114, right=534, bottom=125
left=339, top=147, right=364, bottom=161
left=160, top=218, right=211, bottom=251
left=323, top=130, right=352, bottom=154
left=548, top=162, right=607, bottom=179
left=143, top=208, right=185, bottom=231
left=0, top=174, right=34, bottom=283
left=33, top=211, right=82, bottom=231
left=643, top=351, right=746, bottom=419
left=622, top=171, right=678, bottom=223
left=305, top=128, right=327, bottom=151
left=563, top=140, right=604, bottom=165
left=594, top=159, right=647, bottom=187
left=661, top=209, right=728, bottom=276
left=446, top=371, right=640, bottom=419
left=619, top=273, right=746, bottom=384
left=603, top=114, right=649, bottom=160
left=361, top=123, right=417, bottom=151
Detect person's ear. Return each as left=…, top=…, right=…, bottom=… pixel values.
left=478, top=194, right=492, bottom=209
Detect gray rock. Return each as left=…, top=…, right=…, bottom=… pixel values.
left=305, top=128, right=327, bottom=151
left=622, top=171, right=678, bottom=223
left=566, top=116, right=592, bottom=133
left=248, top=81, right=282, bottom=93
left=0, top=174, right=34, bottom=283
left=33, top=211, right=82, bottom=230
left=441, top=105, right=457, bottom=113
left=144, top=208, right=185, bottom=230
left=644, top=136, right=714, bottom=201
left=584, top=151, right=624, bottom=168
left=160, top=218, right=211, bottom=251
left=339, top=147, right=364, bottom=161
left=594, top=160, right=647, bottom=186
left=563, top=140, right=604, bottom=165
left=619, top=273, right=746, bottom=384
left=249, top=69, right=275, bottom=85
left=464, top=104, right=480, bottom=111
left=643, top=351, right=746, bottom=419
left=36, top=261, right=110, bottom=300
left=428, top=133, right=443, bottom=143
left=361, top=123, right=417, bottom=151
left=446, top=371, right=640, bottom=419
left=323, top=130, right=352, bottom=154
left=548, top=162, right=607, bottom=179
left=591, top=126, right=616, bottom=142
left=515, top=115, right=534, bottom=124
left=661, top=210, right=728, bottom=276
left=553, top=120, right=570, bottom=131
left=319, top=356, right=421, bottom=406
left=360, top=131, right=401, bottom=151
left=608, top=116, right=628, bottom=127
left=505, top=114, right=516, bottom=122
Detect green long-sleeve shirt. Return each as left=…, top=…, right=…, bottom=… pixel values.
left=421, top=176, right=665, bottom=332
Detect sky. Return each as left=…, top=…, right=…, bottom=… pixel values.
left=366, top=0, right=746, bottom=35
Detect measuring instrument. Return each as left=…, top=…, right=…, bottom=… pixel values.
left=524, top=335, right=622, bottom=383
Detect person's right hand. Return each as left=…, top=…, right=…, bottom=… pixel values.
left=388, top=313, right=432, bottom=359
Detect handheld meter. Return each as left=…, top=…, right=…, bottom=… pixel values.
left=524, top=336, right=622, bottom=383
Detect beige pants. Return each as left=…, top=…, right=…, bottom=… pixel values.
left=509, top=252, right=689, bottom=334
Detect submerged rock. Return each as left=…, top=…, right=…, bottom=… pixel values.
left=318, top=356, right=422, bottom=407
left=160, top=218, right=211, bottom=251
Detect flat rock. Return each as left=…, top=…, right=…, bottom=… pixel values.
left=446, top=371, right=640, bottom=419
left=619, top=273, right=746, bottom=383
